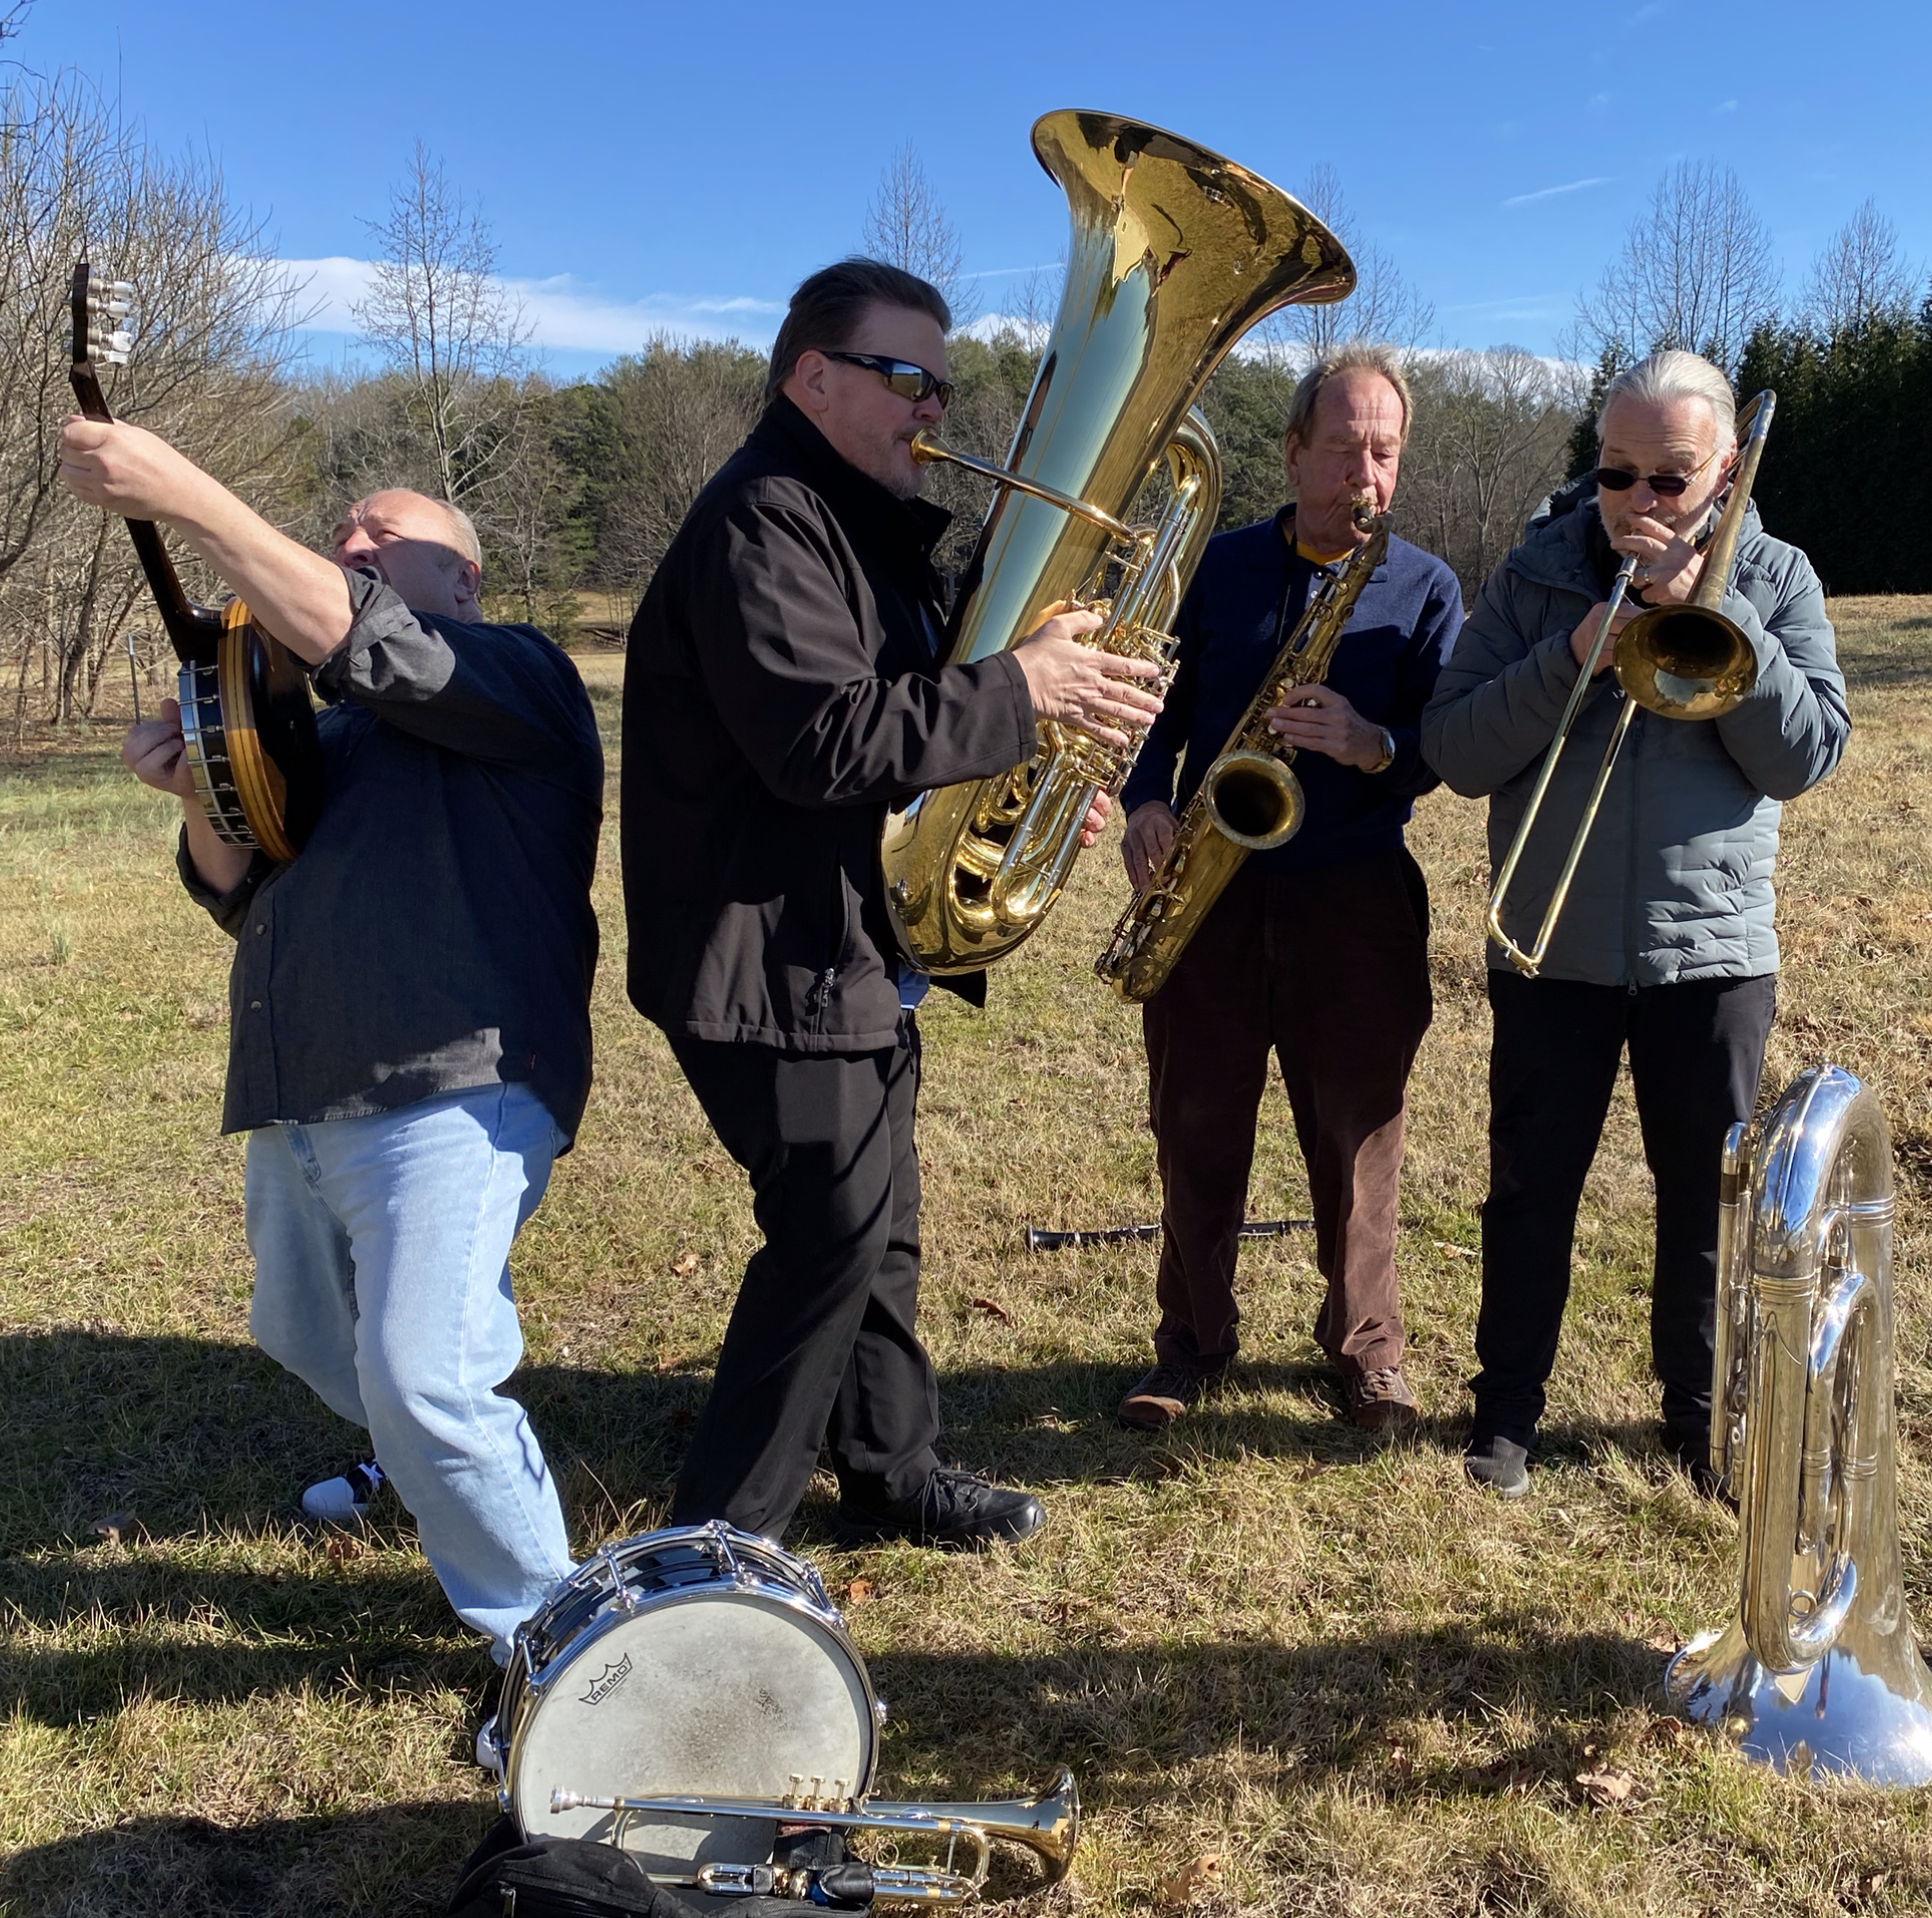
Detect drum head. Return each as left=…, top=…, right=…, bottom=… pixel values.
left=510, top=1588, right=873, bottom=1876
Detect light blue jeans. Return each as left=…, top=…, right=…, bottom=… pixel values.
left=245, top=1082, right=574, bottom=1656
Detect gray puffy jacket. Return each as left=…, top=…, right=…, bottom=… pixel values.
left=1421, top=483, right=1849, bottom=986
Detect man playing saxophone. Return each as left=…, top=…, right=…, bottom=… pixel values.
left=1421, top=350, right=1849, bottom=1499
left=1115, top=345, right=1463, bottom=1433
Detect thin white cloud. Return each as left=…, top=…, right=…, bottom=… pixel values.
left=277, top=257, right=783, bottom=354
left=1503, top=176, right=1613, bottom=208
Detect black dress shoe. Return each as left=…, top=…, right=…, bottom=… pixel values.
left=834, top=1467, right=1046, bottom=1549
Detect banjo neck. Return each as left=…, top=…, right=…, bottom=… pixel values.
left=67, top=269, right=222, bottom=668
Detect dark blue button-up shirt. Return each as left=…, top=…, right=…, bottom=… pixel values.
left=1121, top=508, right=1464, bottom=872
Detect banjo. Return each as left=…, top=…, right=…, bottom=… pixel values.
left=69, top=262, right=324, bottom=862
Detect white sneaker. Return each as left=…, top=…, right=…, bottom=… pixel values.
left=301, top=1459, right=385, bottom=1524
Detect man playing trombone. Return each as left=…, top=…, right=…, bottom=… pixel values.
left=1422, top=349, right=1849, bottom=1498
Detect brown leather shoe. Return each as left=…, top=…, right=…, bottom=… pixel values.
left=1345, top=1365, right=1421, bottom=1432
left=1117, top=1362, right=1219, bottom=1431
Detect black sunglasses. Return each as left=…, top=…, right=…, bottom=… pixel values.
left=824, top=350, right=953, bottom=410
left=1588, top=446, right=1721, bottom=497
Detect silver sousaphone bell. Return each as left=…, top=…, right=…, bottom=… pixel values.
left=1666, top=1066, right=1932, bottom=1783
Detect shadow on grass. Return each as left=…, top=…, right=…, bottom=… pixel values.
left=2, top=1327, right=1690, bottom=1556
left=0, top=1801, right=491, bottom=1918
left=0, top=1602, right=1659, bottom=1912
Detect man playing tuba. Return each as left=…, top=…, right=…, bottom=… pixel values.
left=1115, top=346, right=1463, bottom=1434
left=622, top=259, right=1162, bottom=1548
left=1422, top=349, right=1850, bottom=1499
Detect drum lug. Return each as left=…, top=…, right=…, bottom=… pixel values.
left=600, top=1542, right=642, bottom=1613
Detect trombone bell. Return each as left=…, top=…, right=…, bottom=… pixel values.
left=1613, top=602, right=1758, bottom=721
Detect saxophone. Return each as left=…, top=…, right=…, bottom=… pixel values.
left=1095, top=509, right=1388, bottom=1002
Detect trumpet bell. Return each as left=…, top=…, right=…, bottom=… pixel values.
left=1614, top=602, right=1759, bottom=720
left=1205, top=750, right=1306, bottom=851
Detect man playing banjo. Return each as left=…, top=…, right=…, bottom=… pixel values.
left=60, top=416, right=601, bottom=1661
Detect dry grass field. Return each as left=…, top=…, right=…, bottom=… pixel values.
left=3, top=597, right=1931, bottom=1916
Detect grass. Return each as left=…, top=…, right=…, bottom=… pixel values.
left=3, top=598, right=1931, bottom=1915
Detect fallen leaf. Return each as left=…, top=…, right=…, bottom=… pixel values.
left=90, top=1509, right=135, bottom=1546
left=844, top=1578, right=878, bottom=1606
left=969, top=1297, right=1012, bottom=1324
left=1433, top=1240, right=1477, bottom=1260
left=325, top=1531, right=369, bottom=1564
left=1647, top=1715, right=1689, bottom=1748
left=669, top=1252, right=700, bottom=1278
left=1576, top=1766, right=1635, bottom=1807
left=1157, top=1854, right=1223, bottom=1909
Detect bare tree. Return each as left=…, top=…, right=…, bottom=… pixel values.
left=1803, top=199, right=1921, bottom=337
left=0, top=68, right=303, bottom=730
left=1575, top=161, right=1779, bottom=377
left=579, top=337, right=767, bottom=596
left=861, top=144, right=975, bottom=327
left=1401, top=348, right=1583, bottom=593
left=1254, top=163, right=1435, bottom=368
left=353, top=144, right=533, bottom=505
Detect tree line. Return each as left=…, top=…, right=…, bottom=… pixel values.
left=4, top=59, right=1926, bottom=734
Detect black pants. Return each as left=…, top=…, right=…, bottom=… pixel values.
left=1473, top=969, right=1776, bottom=1450
left=667, top=1018, right=939, bottom=1536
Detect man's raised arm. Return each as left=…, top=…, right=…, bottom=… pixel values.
left=59, top=417, right=355, bottom=664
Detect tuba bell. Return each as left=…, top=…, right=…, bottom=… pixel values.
left=1665, top=1065, right=1932, bottom=1783
left=882, top=109, right=1356, bottom=974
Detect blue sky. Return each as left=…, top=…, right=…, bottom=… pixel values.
left=26, top=0, right=1929, bottom=382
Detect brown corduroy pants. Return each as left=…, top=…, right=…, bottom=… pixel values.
left=1142, top=849, right=1434, bottom=1379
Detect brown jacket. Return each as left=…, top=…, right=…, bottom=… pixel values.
left=621, top=397, right=1035, bottom=1050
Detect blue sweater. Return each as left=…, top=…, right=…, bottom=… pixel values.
left=1121, top=509, right=1464, bottom=872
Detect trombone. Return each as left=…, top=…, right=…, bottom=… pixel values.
left=1485, top=391, right=1775, bottom=976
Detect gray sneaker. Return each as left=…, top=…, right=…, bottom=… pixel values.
left=1117, top=1362, right=1219, bottom=1431
left=1463, top=1434, right=1531, bottom=1498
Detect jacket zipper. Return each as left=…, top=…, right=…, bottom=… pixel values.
left=808, top=967, right=838, bottom=1021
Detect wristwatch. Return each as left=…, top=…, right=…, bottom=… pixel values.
left=1367, top=726, right=1396, bottom=774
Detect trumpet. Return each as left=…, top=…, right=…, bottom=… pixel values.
left=551, top=1769, right=1079, bottom=1905
left=1485, top=391, right=1774, bottom=976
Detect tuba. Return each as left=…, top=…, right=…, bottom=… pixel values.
left=1095, top=507, right=1388, bottom=1001
left=1665, top=1065, right=1932, bottom=1783
left=882, top=110, right=1355, bottom=974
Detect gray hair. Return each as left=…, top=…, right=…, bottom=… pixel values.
left=1282, top=342, right=1413, bottom=449
left=440, top=499, right=483, bottom=569
left=1599, top=349, right=1736, bottom=443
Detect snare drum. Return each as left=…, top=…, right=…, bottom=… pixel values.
left=489, top=1523, right=880, bottom=1881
